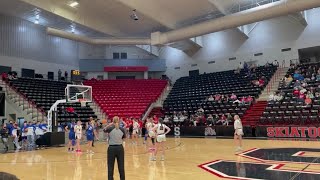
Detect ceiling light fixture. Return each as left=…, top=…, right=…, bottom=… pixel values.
left=34, top=20, right=39, bottom=24
left=69, top=1, right=79, bottom=7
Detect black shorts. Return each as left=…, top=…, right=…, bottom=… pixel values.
left=151, top=137, right=155, bottom=145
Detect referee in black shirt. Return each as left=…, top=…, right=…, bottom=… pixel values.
left=104, top=116, right=126, bottom=180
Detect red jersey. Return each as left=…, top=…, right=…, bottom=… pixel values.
left=66, top=107, right=75, bottom=113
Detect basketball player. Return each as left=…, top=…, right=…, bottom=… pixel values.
left=65, top=120, right=76, bottom=152
left=145, top=118, right=156, bottom=151
left=132, top=118, right=140, bottom=145
left=151, top=118, right=171, bottom=161
left=21, top=121, right=28, bottom=150
left=74, top=120, right=82, bottom=153
left=234, top=115, right=244, bottom=152
left=86, top=120, right=98, bottom=154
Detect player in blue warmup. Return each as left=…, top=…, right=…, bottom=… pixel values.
left=65, top=120, right=76, bottom=152
left=27, top=121, right=36, bottom=150
left=86, top=120, right=98, bottom=154
left=21, top=121, right=28, bottom=150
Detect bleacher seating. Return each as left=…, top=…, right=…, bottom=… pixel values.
left=164, top=65, right=277, bottom=118
left=84, top=79, right=167, bottom=118
left=260, top=63, right=320, bottom=125
left=9, top=78, right=97, bottom=122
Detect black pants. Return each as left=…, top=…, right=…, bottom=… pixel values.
left=108, top=145, right=125, bottom=180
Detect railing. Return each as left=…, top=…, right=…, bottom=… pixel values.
left=266, top=60, right=286, bottom=94
left=142, top=81, right=170, bottom=120
left=91, top=99, right=107, bottom=120
left=3, top=79, right=45, bottom=121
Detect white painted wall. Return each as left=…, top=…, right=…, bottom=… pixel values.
left=161, top=8, right=320, bottom=82
left=0, top=55, right=78, bottom=80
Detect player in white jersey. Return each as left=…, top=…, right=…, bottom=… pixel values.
left=234, top=115, right=244, bottom=152
left=74, top=120, right=83, bottom=153
left=145, top=118, right=156, bottom=152
left=131, top=119, right=140, bottom=145
left=151, top=118, right=171, bottom=161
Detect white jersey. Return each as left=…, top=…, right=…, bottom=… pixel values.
left=146, top=122, right=155, bottom=130
left=156, top=123, right=168, bottom=135
left=234, top=119, right=243, bottom=130
left=75, top=125, right=82, bottom=134
left=234, top=119, right=244, bottom=136
left=133, top=121, right=139, bottom=130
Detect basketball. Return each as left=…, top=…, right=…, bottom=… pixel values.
left=101, top=119, right=108, bottom=124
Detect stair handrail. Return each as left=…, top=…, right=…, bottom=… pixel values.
left=142, top=81, right=170, bottom=120
left=4, top=79, right=45, bottom=120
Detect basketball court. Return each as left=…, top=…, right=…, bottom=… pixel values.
left=1, top=138, right=320, bottom=180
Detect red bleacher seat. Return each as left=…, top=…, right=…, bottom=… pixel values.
left=84, top=79, right=167, bottom=118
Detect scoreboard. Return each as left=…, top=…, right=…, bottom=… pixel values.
left=71, top=70, right=82, bottom=81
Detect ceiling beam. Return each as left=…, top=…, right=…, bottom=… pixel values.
left=207, top=0, right=249, bottom=38
left=19, top=0, right=127, bottom=36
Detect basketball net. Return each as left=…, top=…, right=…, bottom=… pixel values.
left=79, top=98, right=87, bottom=107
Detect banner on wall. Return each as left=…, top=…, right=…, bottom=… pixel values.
left=266, top=126, right=320, bottom=138
left=104, top=66, right=148, bottom=72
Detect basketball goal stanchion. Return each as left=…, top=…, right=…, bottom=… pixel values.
left=47, top=84, right=92, bottom=132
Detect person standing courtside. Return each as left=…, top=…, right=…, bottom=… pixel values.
left=104, top=116, right=126, bottom=180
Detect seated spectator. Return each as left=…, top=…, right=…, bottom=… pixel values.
left=268, top=92, right=276, bottom=102
left=226, top=113, right=233, bottom=125
left=297, top=92, right=306, bottom=103
left=293, top=88, right=300, bottom=97
left=207, top=95, right=214, bottom=101
left=307, top=91, right=315, bottom=99
left=230, top=93, right=237, bottom=100
left=258, top=77, right=265, bottom=87
left=216, top=114, right=228, bottom=126
left=214, top=94, right=221, bottom=102
left=293, top=70, right=304, bottom=81
left=301, top=81, right=308, bottom=88
left=316, top=72, right=320, bottom=81
left=285, top=75, right=293, bottom=86
left=246, top=96, right=254, bottom=104
left=293, top=80, right=301, bottom=88
left=66, top=106, right=78, bottom=117
left=163, top=116, right=170, bottom=123
left=207, top=114, right=214, bottom=126
left=315, top=92, right=320, bottom=98
left=1, top=72, right=8, bottom=81
left=252, top=80, right=260, bottom=86
left=274, top=92, right=283, bottom=101
left=311, top=74, right=316, bottom=81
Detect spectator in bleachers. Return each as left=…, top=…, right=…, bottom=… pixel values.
left=1, top=72, right=8, bottom=81
left=306, top=91, right=315, bottom=100
left=284, top=75, right=293, bottom=86
left=217, top=114, right=227, bottom=126
left=65, top=71, right=68, bottom=81
left=316, top=72, right=320, bottom=81
left=214, top=94, right=221, bottom=102
left=258, top=77, right=265, bottom=87
left=207, top=95, right=214, bottom=101
left=293, top=70, right=304, bottom=81
left=66, top=106, right=79, bottom=117
left=293, top=80, right=301, bottom=88
left=268, top=92, right=276, bottom=102
left=230, top=93, right=237, bottom=101
left=273, top=60, right=279, bottom=67
left=0, top=123, right=9, bottom=152
left=58, top=69, right=62, bottom=81
left=246, top=96, right=254, bottom=104
left=293, top=88, right=300, bottom=97
left=297, top=91, right=306, bottom=103
left=207, top=114, right=214, bottom=125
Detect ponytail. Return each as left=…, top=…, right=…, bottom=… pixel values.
left=113, top=116, right=120, bottom=129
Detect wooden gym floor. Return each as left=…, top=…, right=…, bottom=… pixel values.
left=0, top=138, right=320, bottom=180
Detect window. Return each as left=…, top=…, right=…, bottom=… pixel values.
left=229, top=57, right=236, bottom=61
left=281, top=48, right=291, bottom=52
left=254, top=53, right=263, bottom=56
left=174, top=67, right=180, bottom=70
left=208, top=61, right=215, bottom=64
left=191, top=64, right=197, bottom=67
left=113, top=52, right=120, bottom=59
left=120, top=52, right=127, bottom=59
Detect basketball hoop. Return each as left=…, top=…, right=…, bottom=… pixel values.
left=79, top=98, right=87, bottom=107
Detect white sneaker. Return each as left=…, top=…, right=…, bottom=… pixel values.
left=90, top=151, right=95, bottom=154
left=235, top=147, right=243, bottom=152
left=160, top=156, right=165, bottom=161
left=150, top=157, right=156, bottom=161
